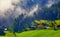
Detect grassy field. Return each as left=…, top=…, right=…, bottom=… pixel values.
left=0, top=30, right=60, bottom=37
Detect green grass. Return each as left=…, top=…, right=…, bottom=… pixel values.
left=0, top=30, right=60, bottom=37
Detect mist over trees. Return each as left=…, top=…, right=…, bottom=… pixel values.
left=9, top=2, right=60, bottom=33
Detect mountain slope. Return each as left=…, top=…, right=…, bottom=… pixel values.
left=11, top=2, right=60, bottom=32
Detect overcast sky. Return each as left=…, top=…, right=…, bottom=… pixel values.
left=0, top=0, right=59, bottom=18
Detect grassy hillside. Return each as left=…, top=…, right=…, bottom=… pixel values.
left=16, top=30, right=60, bottom=37
left=0, top=30, right=60, bottom=37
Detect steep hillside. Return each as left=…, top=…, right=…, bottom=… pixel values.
left=11, top=2, right=60, bottom=32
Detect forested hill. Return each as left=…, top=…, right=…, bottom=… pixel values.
left=11, top=2, right=60, bottom=32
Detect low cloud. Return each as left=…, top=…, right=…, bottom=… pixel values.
left=26, top=4, right=39, bottom=17
left=0, top=0, right=59, bottom=18
left=0, top=0, right=20, bottom=17
left=46, top=0, right=60, bottom=8
left=46, top=0, right=54, bottom=8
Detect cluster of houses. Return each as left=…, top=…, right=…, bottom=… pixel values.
left=25, top=20, right=60, bottom=31
left=0, top=20, right=60, bottom=36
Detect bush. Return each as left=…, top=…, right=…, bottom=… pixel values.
left=0, top=28, right=5, bottom=36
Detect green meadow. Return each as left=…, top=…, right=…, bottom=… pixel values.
left=0, top=30, right=60, bottom=37
left=0, top=20, right=60, bottom=37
